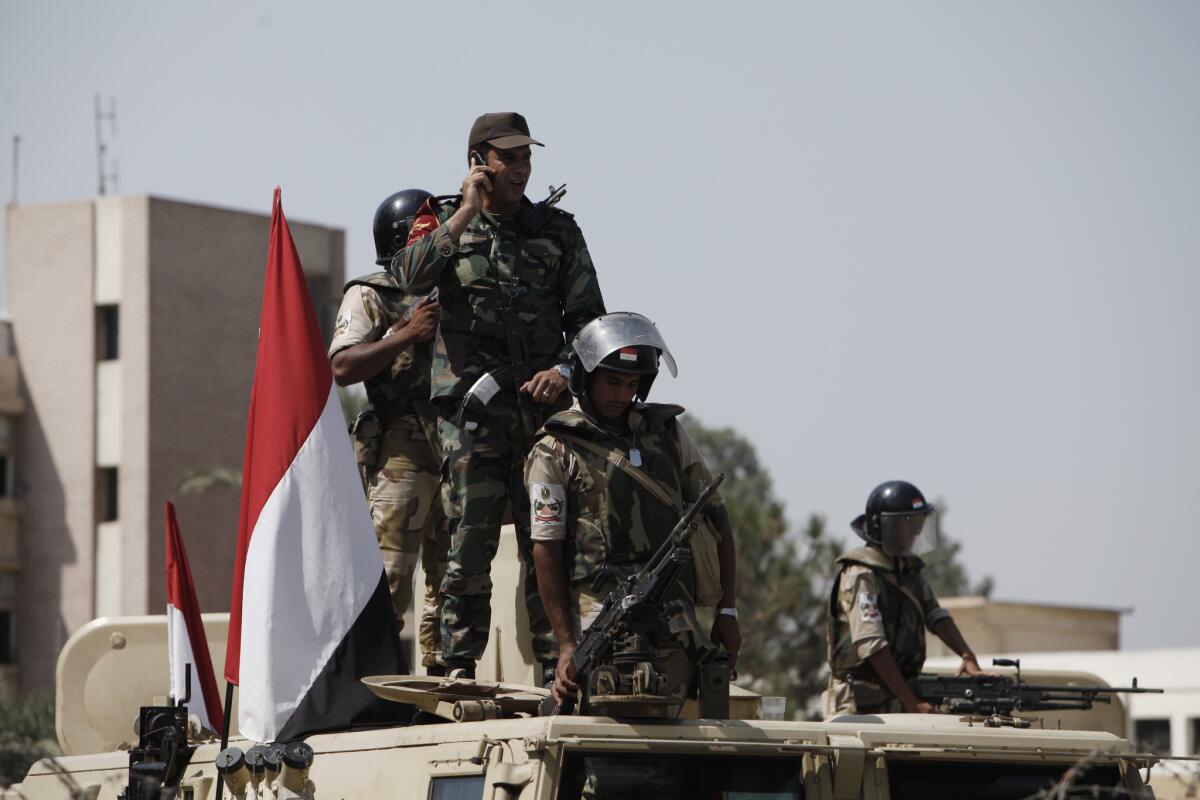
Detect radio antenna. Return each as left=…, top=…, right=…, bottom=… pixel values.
left=94, top=94, right=118, bottom=195
left=9, top=135, right=18, bottom=205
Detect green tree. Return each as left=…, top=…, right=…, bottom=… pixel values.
left=683, top=415, right=842, bottom=715
left=0, top=691, right=57, bottom=787
left=684, top=416, right=994, bottom=718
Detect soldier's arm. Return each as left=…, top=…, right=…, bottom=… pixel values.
left=390, top=199, right=478, bottom=294
left=917, top=576, right=984, bottom=674
left=677, top=423, right=735, bottom=607
left=330, top=290, right=440, bottom=385
left=931, top=618, right=985, bottom=676
left=554, top=223, right=606, bottom=363
left=525, top=439, right=580, bottom=700
left=676, top=422, right=740, bottom=663
left=329, top=287, right=390, bottom=385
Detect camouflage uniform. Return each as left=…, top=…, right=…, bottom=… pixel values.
left=393, top=195, right=605, bottom=666
left=329, top=272, right=449, bottom=668
left=524, top=404, right=726, bottom=680
left=823, top=545, right=951, bottom=716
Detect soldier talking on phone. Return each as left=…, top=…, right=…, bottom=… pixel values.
left=392, top=112, right=605, bottom=679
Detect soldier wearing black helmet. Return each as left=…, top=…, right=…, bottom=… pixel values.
left=824, top=480, right=985, bottom=716
left=524, top=313, right=740, bottom=707
left=328, top=189, right=448, bottom=674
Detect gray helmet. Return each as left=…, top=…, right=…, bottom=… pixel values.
left=568, top=312, right=677, bottom=400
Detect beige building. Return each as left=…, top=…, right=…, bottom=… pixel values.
left=3, top=195, right=344, bottom=697
left=926, top=596, right=1125, bottom=659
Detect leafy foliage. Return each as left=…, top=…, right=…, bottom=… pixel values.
left=0, top=691, right=57, bottom=787
left=178, top=466, right=243, bottom=495
left=683, top=416, right=993, bottom=718
left=683, top=415, right=842, bottom=715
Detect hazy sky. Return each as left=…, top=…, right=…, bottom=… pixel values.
left=2, top=2, right=1197, bottom=649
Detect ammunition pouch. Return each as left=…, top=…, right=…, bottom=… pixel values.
left=350, top=409, right=383, bottom=477
left=846, top=677, right=894, bottom=712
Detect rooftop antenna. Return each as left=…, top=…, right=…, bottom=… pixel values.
left=94, top=94, right=117, bottom=196
left=9, top=134, right=18, bottom=206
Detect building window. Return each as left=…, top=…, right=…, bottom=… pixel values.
left=0, top=455, right=8, bottom=498
left=1134, top=718, right=1171, bottom=755
left=0, top=572, right=13, bottom=664
left=307, top=279, right=332, bottom=340
left=97, top=305, right=119, bottom=361
left=0, top=609, right=12, bottom=664
left=1191, top=718, right=1200, bottom=756
left=99, top=467, right=118, bottom=522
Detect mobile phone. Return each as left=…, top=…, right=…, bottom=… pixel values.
left=471, top=151, right=486, bottom=168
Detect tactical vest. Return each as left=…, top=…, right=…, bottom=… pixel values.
left=424, top=196, right=584, bottom=399
left=540, top=404, right=687, bottom=585
left=342, top=272, right=432, bottom=420
left=827, top=546, right=930, bottom=680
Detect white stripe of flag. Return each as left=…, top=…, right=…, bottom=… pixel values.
left=225, top=189, right=404, bottom=744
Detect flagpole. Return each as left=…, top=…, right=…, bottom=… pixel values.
left=214, top=682, right=235, bottom=800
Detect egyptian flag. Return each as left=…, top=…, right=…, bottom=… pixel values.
left=224, top=188, right=407, bottom=744
left=165, top=501, right=224, bottom=734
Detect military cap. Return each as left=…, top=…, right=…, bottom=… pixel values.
left=469, top=112, right=544, bottom=150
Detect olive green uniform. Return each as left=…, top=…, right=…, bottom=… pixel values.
left=329, top=273, right=448, bottom=668
left=524, top=404, right=726, bottom=694
left=393, top=195, right=605, bottom=666
left=823, top=545, right=950, bottom=715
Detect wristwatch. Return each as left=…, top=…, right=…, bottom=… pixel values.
left=553, top=363, right=572, bottom=381
left=717, top=607, right=739, bottom=621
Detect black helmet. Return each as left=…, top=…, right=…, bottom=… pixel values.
left=851, top=480, right=939, bottom=557
left=372, top=189, right=433, bottom=266
left=567, top=312, right=677, bottom=401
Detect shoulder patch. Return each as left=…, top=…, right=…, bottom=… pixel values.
left=859, top=591, right=882, bottom=623
left=530, top=483, right=566, bottom=525
left=406, top=196, right=455, bottom=246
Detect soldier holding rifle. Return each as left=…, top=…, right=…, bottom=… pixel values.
left=524, top=313, right=740, bottom=708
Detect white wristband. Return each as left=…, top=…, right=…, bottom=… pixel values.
left=717, top=607, right=739, bottom=620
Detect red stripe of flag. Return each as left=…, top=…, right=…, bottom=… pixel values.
left=165, top=501, right=225, bottom=731
left=225, top=188, right=332, bottom=684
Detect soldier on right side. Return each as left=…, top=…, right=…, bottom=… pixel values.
left=824, top=480, right=985, bottom=716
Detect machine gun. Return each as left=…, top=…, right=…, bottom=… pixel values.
left=913, top=658, right=1162, bottom=723
left=556, top=474, right=726, bottom=718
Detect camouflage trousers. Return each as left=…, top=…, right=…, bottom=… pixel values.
left=365, top=411, right=449, bottom=669
left=437, top=394, right=567, bottom=666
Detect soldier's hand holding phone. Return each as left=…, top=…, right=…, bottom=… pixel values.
left=462, top=151, right=493, bottom=213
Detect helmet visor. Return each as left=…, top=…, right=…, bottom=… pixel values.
left=880, top=510, right=939, bottom=557
left=572, top=312, right=677, bottom=377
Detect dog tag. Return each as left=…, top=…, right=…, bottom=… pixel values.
left=629, top=448, right=643, bottom=467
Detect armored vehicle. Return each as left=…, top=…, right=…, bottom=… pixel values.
left=5, top=527, right=1189, bottom=799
